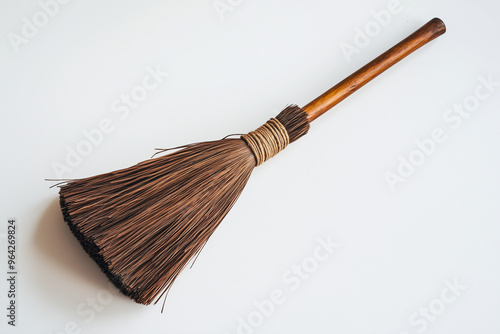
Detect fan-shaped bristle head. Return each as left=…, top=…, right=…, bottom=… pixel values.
left=58, top=105, right=310, bottom=305
left=59, top=139, right=255, bottom=305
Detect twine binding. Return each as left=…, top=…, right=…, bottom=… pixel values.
left=241, top=118, right=290, bottom=166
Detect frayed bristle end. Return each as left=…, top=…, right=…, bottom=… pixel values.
left=276, top=105, right=310, bottom=143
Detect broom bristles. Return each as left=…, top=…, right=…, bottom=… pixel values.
left=58, top=105, right=309, bottom=305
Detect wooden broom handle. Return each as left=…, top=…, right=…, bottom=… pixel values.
left=303, top=17, right=446, bottom=122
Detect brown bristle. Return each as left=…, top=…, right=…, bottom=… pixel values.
left=276, top=105, right=310, bottom=143
left=58, top=106, right=309, bottom=306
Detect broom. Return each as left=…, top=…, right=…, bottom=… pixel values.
left=57, top=18, right=446, bottom=307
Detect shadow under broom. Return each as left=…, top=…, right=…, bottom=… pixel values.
left=56, top=18, right=446, bottom=308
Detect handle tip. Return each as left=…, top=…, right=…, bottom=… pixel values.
left=429, top=17, right=446, bottom=36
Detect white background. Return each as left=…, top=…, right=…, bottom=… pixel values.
left=1, top=0, right=500, bottom=333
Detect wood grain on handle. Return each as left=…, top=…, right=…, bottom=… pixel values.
left=303, top=18, right=446, bottom=122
